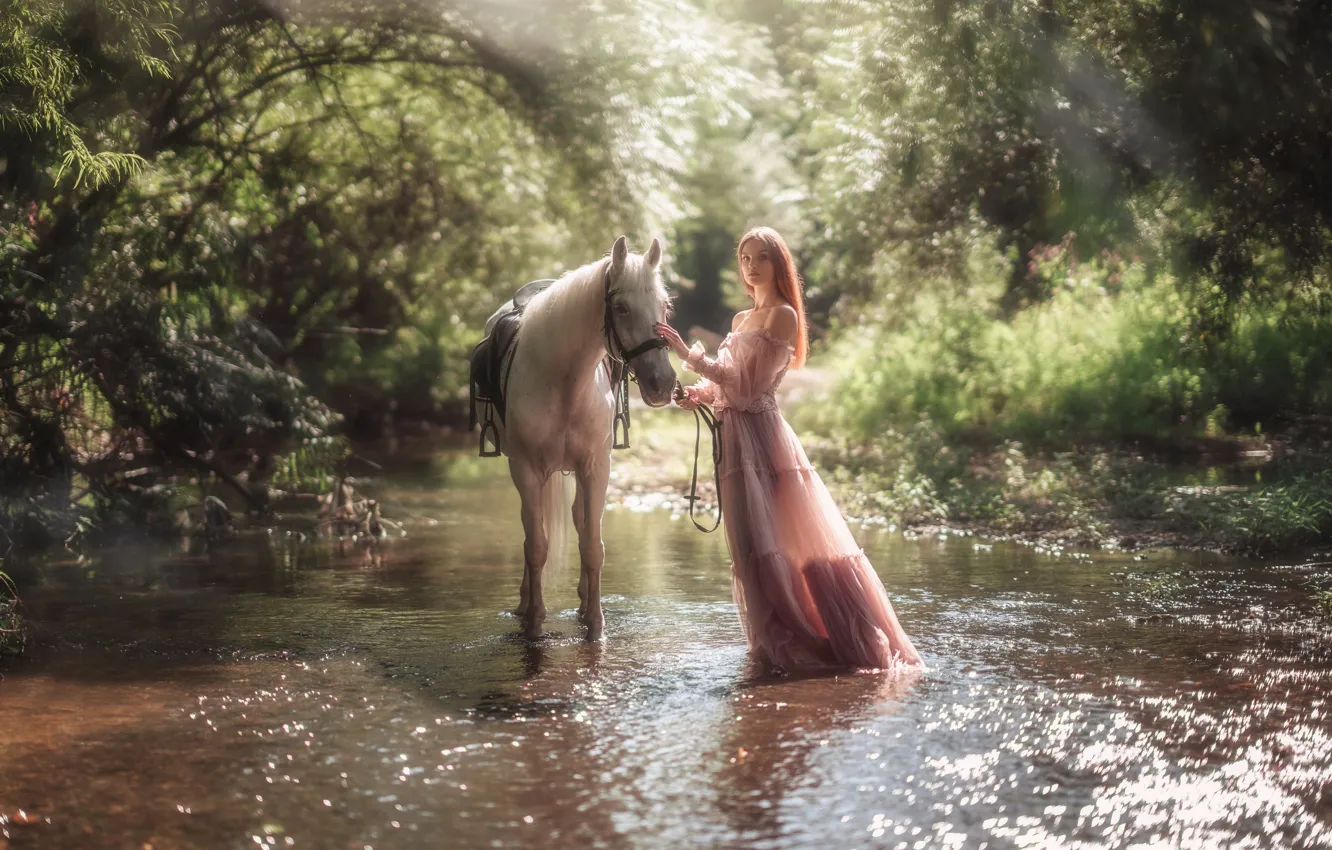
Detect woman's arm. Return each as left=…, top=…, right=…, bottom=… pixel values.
left=656, top=322, right=740, bottom=388
left=656, top=318, right=792, bottom=410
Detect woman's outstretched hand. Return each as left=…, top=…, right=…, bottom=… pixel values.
left=670, top=381, right=700, bottom=410
left=658, top=324, right=703, bottom=409
left=654, top=322, right=691, bottom=360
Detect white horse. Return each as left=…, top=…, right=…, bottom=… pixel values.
left=498, top=236, right=676, bottom=639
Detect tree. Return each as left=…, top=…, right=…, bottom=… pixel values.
left=802, top=0, right=1332, bottom=314
left=1, top=0, right=779, bottom=546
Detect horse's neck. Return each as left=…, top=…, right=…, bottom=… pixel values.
left=522, top=267, right=608, bottom=384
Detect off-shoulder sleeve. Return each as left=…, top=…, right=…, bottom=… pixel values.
left=683, top=333, right=792, bottom=410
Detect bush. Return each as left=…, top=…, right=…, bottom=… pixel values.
left=823, top=245, right=1332, bottom=444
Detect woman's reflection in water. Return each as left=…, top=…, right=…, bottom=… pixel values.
left=714, top=662, right=921, bottom=844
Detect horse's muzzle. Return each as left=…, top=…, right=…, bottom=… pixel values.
left=637, top=373, right=676, bottom=407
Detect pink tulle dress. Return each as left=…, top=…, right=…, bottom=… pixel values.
left=683, top=328, right=922, bottom=672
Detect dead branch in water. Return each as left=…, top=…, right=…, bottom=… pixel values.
left=316, top=477, right=405, bottom=538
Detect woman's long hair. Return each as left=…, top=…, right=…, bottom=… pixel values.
left=738, top=226, right=808, bottom=368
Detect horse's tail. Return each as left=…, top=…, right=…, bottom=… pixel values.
left=541, top=471, right=573, bottom=579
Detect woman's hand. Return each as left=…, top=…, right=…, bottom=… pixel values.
left=654, top=322, right=691, bottom=360
left=673, top=384, right=701, bottom=410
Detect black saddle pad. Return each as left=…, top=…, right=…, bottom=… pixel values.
left=469, top=279, right=556, bottom=424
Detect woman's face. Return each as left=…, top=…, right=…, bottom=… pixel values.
left=738, top=238, right=775, bottom=295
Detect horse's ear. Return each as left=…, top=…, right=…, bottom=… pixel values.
left=611, top=236, right=628, bottom=274
left=645, top=237, right=662, bottom=268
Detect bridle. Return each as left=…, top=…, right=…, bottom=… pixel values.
left=601, top=262, right=668, bottom=449
left=601, top=260, right=723, bottom=533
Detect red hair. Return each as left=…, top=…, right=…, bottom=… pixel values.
left=738, top=226, right=808, bottom=368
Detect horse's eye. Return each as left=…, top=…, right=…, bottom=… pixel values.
left=614, top=303, right=630, bottom=317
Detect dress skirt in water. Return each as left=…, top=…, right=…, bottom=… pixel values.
left=684, top=329, right=921, bottom=671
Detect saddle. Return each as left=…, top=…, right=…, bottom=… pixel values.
left=468, top=279, right=555, bottom=456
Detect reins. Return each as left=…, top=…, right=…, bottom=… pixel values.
left=676, top=383, right=723, bottom=533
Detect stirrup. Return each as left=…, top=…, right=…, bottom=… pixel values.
left=479, top=408, right=501, bottom=457
left=613, top=410, right=631, bottom=449
left=611, top=366, right=632, bottom=449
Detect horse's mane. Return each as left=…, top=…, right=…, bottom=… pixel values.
left=520, top=252, right=667, bottom=349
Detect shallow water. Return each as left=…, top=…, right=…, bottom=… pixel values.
left=2, top=450, right=1331, bottom=849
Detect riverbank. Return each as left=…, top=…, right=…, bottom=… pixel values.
left=609, top=400, right=1332, bottom=559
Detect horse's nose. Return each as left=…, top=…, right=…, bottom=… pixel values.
left=642, top=373, right=671, bottom=405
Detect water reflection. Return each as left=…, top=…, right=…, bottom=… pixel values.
left=716, top=669, right=921, bottom=847
left=1, top=456, right=1331, bottom=848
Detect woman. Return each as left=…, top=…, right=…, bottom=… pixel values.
left=655, top=227, right=921, bottom=672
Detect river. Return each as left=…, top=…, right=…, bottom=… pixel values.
left=2, top=449, right=1330, bottom=848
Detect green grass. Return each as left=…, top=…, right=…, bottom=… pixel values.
left=799, top=248, right=1332, bottom=553
left=1161, top=471, right=1332, bottom=554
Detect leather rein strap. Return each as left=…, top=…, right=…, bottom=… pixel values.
left=678, top=385, right=723, bottom=533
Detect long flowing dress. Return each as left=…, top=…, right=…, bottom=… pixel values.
left=683, top=328, right=922, bottom=671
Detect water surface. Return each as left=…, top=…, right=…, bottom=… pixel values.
left=2, top=451, right=1331, bottom=848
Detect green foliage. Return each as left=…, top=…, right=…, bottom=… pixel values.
left=808, top=421, right=1125, bottom=543
left=0, top=0, right=175, bottom=188
left=797, top=0, right=1332, bottom=313
left=810, top=419, right=955, bottom=528
left=1314, top=588, right=1332, bottom=621
left=0, top=568, right=22, bottom=655
left=808, top=416, right=1332, bottom=554
left=1162, top=472, right=1332, bottom=555
left=821, top=242, right=1332, bottom=445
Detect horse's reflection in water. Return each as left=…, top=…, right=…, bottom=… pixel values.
left=471, top=634, right=606, bottom=719
left=518, top=634, right=606, bottom=682
left=714, top=664, right=922, bottom=844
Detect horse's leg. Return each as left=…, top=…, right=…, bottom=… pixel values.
left=572, top=477, right=588, bottom=617
left=514, top=459, right=530, bottom=618
left=516, top=567, right=530, bottom=618
left=576, top=460, right=610, bottom=641
left=511, top=459, right=549, bottom=638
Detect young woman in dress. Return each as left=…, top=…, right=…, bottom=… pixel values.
left=654, top=226, right=921, bottom=672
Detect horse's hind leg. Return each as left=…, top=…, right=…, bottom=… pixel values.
left=574, top=459, right=609, bottom=641
left=511, top=460, right=549, bottom=638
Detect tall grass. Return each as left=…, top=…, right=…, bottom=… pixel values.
left=822, top=257, right=1332, bottom=444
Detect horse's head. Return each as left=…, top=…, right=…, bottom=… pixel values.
left=605, top=235, right=676, bottom=408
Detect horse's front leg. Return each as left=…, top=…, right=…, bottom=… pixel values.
left=572, top=477, right=588, bottom=617
left=510, top=460, right=549, bottom=638
left=516, top=568, right=530, bottom=618
left=575, top=459, right=609, bottom=641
